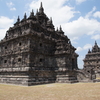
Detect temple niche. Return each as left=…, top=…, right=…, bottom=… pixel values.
left=0, top=2, right=79, bottom=86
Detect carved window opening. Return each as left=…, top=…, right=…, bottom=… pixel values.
left=40, top=43, right=42, bottom=47
left=87, top=71, right=90, bottom=73
left=18, top=58, right=21, bottom=62
left=19, top=42, right=22, bottom=46
left=97, top=66, right=99, bottom=68
left=4, top=60, right=7, bottom=63
left=40, top=58, right=43, bottom=62
left=5, top=46, right=7, bottom=49
left=36, top=73, right=38, bottom=77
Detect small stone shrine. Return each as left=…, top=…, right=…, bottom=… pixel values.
left=83, top=41, right=100, bottom=79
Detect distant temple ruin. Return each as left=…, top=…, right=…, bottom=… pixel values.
left=0, top=3, right=99, bottom=86
left=83, top=41, right=100, bottom=79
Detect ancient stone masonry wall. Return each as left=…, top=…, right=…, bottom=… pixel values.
left=0, top=37, right=30, bottom=65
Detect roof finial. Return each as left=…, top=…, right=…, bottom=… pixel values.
left=24, top=13, right=27, bottom=19
left=60, top=25, right=62, bottom=31
left=50, top=17, right=52, bottom=24
left=37, top=9, right=38, bottom=12
left=40, top=2, right=43, bottom=7
left=58, top=25, right=64, bottom=34
left=36, top=9, right=38, bottom=15
left=30, top=9, right=34, bottom=17
left=32, top=9, right=34, bottom=14
left=88, top=49, right=91, bottom=53
left=39, top=2, right=44, bottom=13
left=17, top=16, right=20, bottom=22
left=56, top=27, right=58, bottom=31
left=95, top=41, right=97, bottom=45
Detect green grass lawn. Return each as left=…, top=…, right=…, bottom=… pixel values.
left=0, top=82, right=100, bottom=100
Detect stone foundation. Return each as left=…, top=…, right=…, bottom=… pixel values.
left=0, top=75, right=56, bottom=86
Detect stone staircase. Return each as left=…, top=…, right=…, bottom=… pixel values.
left=56, top=75, right=78, bottom=83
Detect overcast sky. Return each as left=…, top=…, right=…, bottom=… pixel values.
left=0, top=0, right=100, bottom=68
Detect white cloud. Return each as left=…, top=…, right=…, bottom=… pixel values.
left=6, top=2, right=16, bottom=11
left=76, top=47, right=83, bottom=52
left=91, top=34, right=100, bottom=40
left=10, top=7, right=16, bottom=11
left=63, top=16, right=100, bottom=41
left=93, top=11, right=100, bottom=18
left=0, top=28, right=8, bottom=40
left=76, top=0, right=86, bottom=4
left=0, top=16, right=14, bottom=40
left=6, top=2, right=14, bottom=7
left=68, top=7, right=100, bottom=41
left=83, top=44, right=92, bottom=50
left=0, top=16, right=14, bottom=28
left=76, top=44, right=92, bottom=52
left=71, top=37, right=79, bottom=44
left=85, top=6, right=96, bottom=18
left=62, top=7, right=100, bottom=41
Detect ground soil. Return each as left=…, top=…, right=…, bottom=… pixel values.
left=0, top=82, right=100, bottom=100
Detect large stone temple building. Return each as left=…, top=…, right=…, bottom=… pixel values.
left=1, top=2, right=99, bottom=86
left=83, top=41, right=100, bottom=79
left=0, top=3, right=79, bottom=85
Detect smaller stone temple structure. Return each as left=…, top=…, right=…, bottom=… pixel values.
left=83, top=41, right=100, bottom=79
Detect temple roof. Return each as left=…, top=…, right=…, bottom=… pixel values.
left=39, top=2, right=44, bottom=14
left=92, top=41, right=100, bottom=53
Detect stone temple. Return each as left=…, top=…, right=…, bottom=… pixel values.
left=0, top=3, right=99, bottom=86
left=83, top=41, right=100, bottom=79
